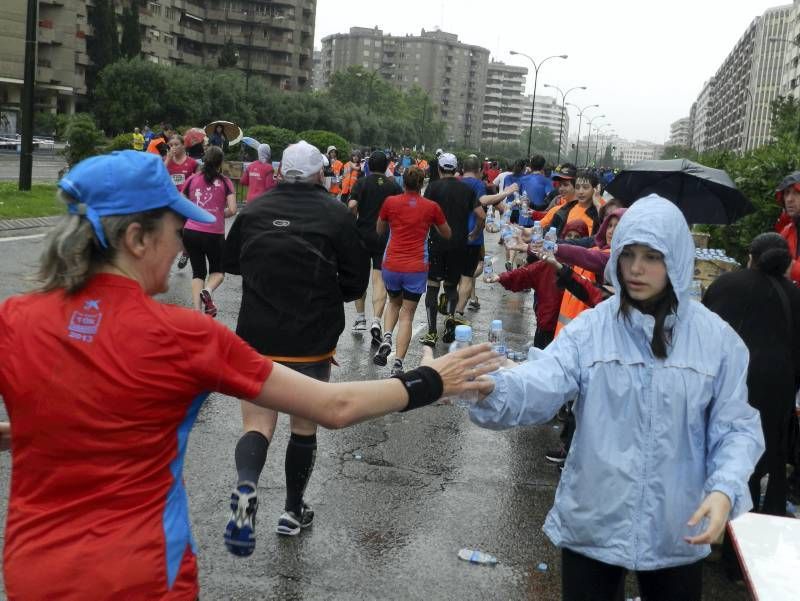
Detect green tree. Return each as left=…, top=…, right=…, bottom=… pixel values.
left=86, top=0, right=120, bottom=95
left=770, top=95, right=800, bottom=142
left=660, top=145, right=698, bottom=161
left=520, top=126, right=559, bottom=162
left=94, top=58, right=167, bottom=133
left=218, top=38, right=238, bottom=68
left=243, top=125, right=297, bottom=160
left=298, top=130, right=350, bottom=156
left=120, top=1, right=142, bottom=59
left=63, top=114, right=105, bottom=167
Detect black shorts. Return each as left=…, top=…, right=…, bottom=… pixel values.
left=278, top=358, right=331, bottom=382
left=369, top=251, right=384, bottom=270
left=463, top=245, right=484, bottom=277
left=386, top=288, right=423, bottom=302
left=182, top=229, right=224, bottom=280
left=427, top=244, right=465, bottom=284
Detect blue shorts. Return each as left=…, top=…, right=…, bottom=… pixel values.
left=382, top=269, right=428, bottom=300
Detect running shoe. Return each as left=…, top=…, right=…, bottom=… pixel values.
left=442, top=314, right=469, bottom=344
left=390, top=359, right=404, bottom=377
left=276, top=503, right=314, bottom=536
left=545, top=447, right=567, bottom=464
left=419, top=332, right=438, bottom=347
left=200, top=289, right=218, bottom=317
left=467, top=298, right=481, bottom=311
left=351, top=317, right=367, bottom=333
left=369, top=320, right=383, bottom=345
left=437, top=292, right=448, bottom=315
left=177, top=252, right=189, bottom=270
left=224, top=481, right=258, bottom=556
left=373, top=340, right=392, bottom=366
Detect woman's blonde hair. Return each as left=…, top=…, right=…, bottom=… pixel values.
left=35, top=189, right=168, bottom=294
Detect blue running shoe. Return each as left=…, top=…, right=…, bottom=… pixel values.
left=224, top=481, right=258, bottom=556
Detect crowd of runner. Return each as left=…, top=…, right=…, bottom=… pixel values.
left=0, top=127, right=798, bottom=600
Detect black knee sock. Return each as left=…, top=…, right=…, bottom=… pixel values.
left=285, top=432, right=317, bottom=514
left=444, top=283, right=458, bottom=315
left=425, top=285, right=439, bottom=334
left=234, top=430, right=269, bottom=486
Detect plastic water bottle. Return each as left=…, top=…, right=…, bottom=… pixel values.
left=501, top=224, right=514, bottom=243
left=449, top=325, right=478, bottom=408
left=689, top=279, right=703, bottom=302
left=520, top=191, right=530, bottom=217
left=483, top=254, right=494, bottom=281
left=531, top=221, right=543, bottom=244
left=527, top=345, right=537, bottom=361
left=488, top=319, right=507, bottom=355
left=543, top=227, right=557, bottom=257
left=457, top=548, right=498, bottom=565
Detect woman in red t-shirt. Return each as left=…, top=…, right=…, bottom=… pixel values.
left=241, top=143, right=276, bottom=202
left=374, top=166, right=452, bottom=375
left=164, top=134, right=199, bottom=191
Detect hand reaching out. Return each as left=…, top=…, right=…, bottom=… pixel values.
left=684, top=491, right=732, bottom=545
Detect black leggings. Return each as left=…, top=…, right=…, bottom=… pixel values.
left=561, top=548, right=703, bottom=601
left=182, top=229, right=224, bottom=280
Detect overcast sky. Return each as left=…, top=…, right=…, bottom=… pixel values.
left=315, top=0, right=789, bottom=144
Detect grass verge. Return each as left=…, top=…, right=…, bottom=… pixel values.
left=0, top=183, right=64, bottom=219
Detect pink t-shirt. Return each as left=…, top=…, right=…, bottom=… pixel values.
left=241, top=161, right=276, bottom=201
left=182, top=173, right=234, bottom=234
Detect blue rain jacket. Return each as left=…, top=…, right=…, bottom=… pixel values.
left=470, top=194, right=764, bottom=570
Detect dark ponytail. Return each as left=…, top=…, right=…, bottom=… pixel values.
left=202, top=145, right=224, bottom=185
left=750, top=232, right=791, bottom=278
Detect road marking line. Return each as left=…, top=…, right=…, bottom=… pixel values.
left=0, top=233, right=46, bottom=242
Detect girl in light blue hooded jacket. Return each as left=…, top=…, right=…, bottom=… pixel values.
left=470, top=194, right=764, bottom=601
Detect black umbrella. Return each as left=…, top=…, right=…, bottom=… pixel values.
left=605, top=159, right=754, bottom=224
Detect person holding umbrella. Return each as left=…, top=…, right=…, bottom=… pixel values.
left=209, top=123, right=228, bottom=150
left=469, top=194, right=764, bottom=601
left=775, top=171, right=800, bottom=285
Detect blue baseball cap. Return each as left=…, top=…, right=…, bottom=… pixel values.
left=58, top=150, right=214, bottom=247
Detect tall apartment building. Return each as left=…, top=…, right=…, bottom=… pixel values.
left=0, top=0, right=314, bottom=134
left=320, top=27, right=490, bottom=147
left=311, top=48, right=323, bottom=90
left=609, top=137, right=664, bottom=167
left=697, top=4, right=790, bottom=153
left=137, top=0, right=315, bottom=91
left=690, top=78, right=714, bottom=151
left=520, top=94, right=571, bottom=159
left=779, top=0, right=800, bottom=97
left=0, top=0, right=89, bottom=134
left=482, top=61, right=527, bottom=144
left=667, top=117, right=692, bottom=147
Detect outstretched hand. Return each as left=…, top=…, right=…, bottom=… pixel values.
left=420, top=343, right=501, bottom=398
left=684, top=491, right=732, bottom=545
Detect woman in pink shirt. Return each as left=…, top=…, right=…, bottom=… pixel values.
left=181, top=146, right=237, bottom=317
left=241, top=143, right=276, bottom=202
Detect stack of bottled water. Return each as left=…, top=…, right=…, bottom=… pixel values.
left=694, top=248, right=739, bottom=265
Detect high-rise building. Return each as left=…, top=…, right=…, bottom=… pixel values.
left=0, top=0, right=316, bottom=133
left=482, top=61, right=527, bottom=144
left=520, top=94, right=571, bottom=159
left=779, top=0, right=800, bottom=97
left=690, top=78, right=715, bottom=152
left=311, top=49, right=323, bottom=91
left=609, top=137, right=664, bottom=167
left=667, top=117, right=692, bottom=147
left=698, top=4, right=790, bottom=153
left=0, top=0, right=89, bottom=134
left=320, top=27, right=490, bottom=147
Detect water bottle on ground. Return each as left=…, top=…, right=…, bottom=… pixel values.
left=449, top=325, right=478, bottom=408
left=457, top=548, right=498, bottom=565
left=483, top=254, right=494, bottom=282
left=543, top=227, right=557, bottom=258
left=488, top=319, right=507, bottom=356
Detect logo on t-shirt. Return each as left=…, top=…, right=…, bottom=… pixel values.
left=67, top=300, right=103, bottom=343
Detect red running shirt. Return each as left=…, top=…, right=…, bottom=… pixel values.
left=379, top=192, right=446, bottom=272
left=0, top=274, right=271, bottom=600
left=240, top=161, right=276, bottom=201
left=166, top=157, right=198, bottom=190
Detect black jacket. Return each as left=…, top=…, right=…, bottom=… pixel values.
left=224, top=182, right=370, bottom=357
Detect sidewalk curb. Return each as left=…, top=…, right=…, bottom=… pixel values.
left=0, top=216, right=60, bottom=238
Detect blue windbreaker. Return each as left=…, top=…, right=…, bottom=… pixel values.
left=470, top=194, right=764, bottom=570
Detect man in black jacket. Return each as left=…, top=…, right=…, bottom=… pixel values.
left=222, top=141, right=369, bottom=554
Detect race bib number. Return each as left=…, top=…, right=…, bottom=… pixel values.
left=171, top=173, right=186, bottom=186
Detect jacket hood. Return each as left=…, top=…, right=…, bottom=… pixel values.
left=258, top=143, right=271, bottom=163
left=775, top=170, right=800, bottom=206
left=594, top=207, right=627, bottom=249
left=605, top=195, right=694, bottom=307
left=562, top=219, right=590, bottom=239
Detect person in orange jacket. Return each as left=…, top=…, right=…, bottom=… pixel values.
left=324, top=145, right=344, bottom=196
left=775, top=171, right=800, bottom=284
left=340, top=150, right=363, bottom=201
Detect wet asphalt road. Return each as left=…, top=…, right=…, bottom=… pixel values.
left=0, top=152, right=65, bottom=182
left=0, top=226, right=747, bottom=600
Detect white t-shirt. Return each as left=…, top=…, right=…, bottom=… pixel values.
left=493, top=171, right=512, bottom=193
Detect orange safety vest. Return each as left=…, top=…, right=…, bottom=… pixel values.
left=554, top=248, right=610, bottom=336
left=341, top=162, right=361, bottom=197
left=328, top=159, right=344, bottom=195
left=417, top=159, right=428, bottom=173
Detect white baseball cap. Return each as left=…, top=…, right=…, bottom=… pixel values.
left=281, top=140, right=324, bottom=181
left=438, top=152, right=458, bottom=170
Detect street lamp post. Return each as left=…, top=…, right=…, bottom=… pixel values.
left=510, top=51, right=567, bottom=157
left=583, top=115, right=606, bottom=167
left=544, top=83, right=587, bottom=165
left=19, top=0, right=38, bottom=191
left=567, top=102, right=599, bottom=164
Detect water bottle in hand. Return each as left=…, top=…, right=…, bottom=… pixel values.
left=483, top=254, right=494, bottom=282
left=449, top=325, right=478, bottom=408
left=543, top=227, right=557, bottom=258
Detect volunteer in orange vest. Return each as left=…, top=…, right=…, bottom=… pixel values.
left=537, top=168, right=601, bottom=237
left=324, top=145, right=344, bottom=196
left=775, top=171, right=800, bottom=285
left=340, top=150, right=363, bottom=201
